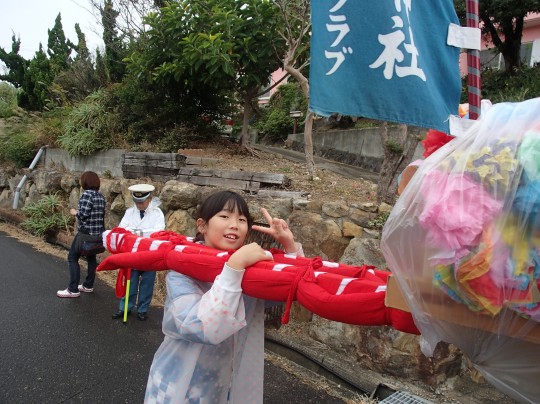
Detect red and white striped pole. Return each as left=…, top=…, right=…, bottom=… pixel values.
left=466, top=0, right=481, bottom=120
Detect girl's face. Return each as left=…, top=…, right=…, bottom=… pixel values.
left=197, top=208, right=249, bottom=250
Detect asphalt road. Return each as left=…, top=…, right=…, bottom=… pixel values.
left=0, top=230, right=347, bottom=403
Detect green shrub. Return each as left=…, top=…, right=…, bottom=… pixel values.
left=254, top=82, right=306, bottom=142
left=385, top=139, right=404, bottom=155
left=57, top=89, right=117, bottom=156
left=0, top=82, right=18, bottom=118
left=39, top=107, right=67, bottom=146
left=461, top=66, right=540, bottom=104
left=113, top=73, right=231, bottom=147
left=259, top=109, right=294, bottom=142
left=153, top=125, right=193, bottom=153
left=0, top=130, right=38, bottom=167
left=22, top=193, right=73, bottom=237
left=368, top=211, right=390, bottom=230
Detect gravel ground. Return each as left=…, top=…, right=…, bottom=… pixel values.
left=182, top=140, right=380, bottom=205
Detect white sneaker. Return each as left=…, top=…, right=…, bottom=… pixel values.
left=57, top=288, right=80, bottom=298
left=78, top=284, right=94, bottom=293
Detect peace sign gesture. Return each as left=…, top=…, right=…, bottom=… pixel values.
left=251, top=208, right=299, bottom=254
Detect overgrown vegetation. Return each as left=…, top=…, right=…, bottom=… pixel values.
left=0, top=82, right=18, bottom=118
left=21, top=193, right=73, bottom=237
left=460, top=66, right=540, bottom=104
left=0, top=130, right=39, bottom=167
left=478, top=67, right=540, bottom=103
left=384, top=139, right=404, bottom=155
left=57, top=89, right=116, bottom=156
left=0, top=112, right=45, bottom=167
left=367, top=211, right=390, bottom=230
left=0, top=1, right=539, bottom=168
left=255, top=83, right=307, bottom=143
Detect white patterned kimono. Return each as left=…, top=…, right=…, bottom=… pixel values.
left=145, top=260, right=276, bottom=404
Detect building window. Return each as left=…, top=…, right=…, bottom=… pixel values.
left=480, top=42, right=534, bottom=69
left=520, top=42, right=534, bottom=65
left=480, top=48, right=502, bottom=69
left=258, top=86, right=271, bottom=101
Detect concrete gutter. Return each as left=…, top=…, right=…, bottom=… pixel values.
left=265, top=328, right=392, bottom=399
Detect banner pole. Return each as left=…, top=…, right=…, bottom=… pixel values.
left=466, top=0, right=481, bottom=120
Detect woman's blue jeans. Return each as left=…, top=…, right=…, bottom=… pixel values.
left=67, top=232, right=99, bottom=293
left=118, top=269, right=156, bottom=314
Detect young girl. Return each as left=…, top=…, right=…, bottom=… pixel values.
left=145, top=190, right=302, bottom=403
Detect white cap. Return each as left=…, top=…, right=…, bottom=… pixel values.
left=128, top=184, right=155, bottom=202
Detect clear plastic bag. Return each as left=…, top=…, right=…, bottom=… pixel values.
left=381, top=98, right=540, bottom=403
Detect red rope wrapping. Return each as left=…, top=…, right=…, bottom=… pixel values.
left=107, top=228, right=132, bottom=297
left=281, top=257, right=321, bottom=324
left=98, top=229, right=420, bottom=334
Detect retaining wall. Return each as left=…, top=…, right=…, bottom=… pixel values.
left=286, top=126, right=425, bottom=172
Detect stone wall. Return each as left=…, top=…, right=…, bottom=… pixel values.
left=0, top=167, right=464, bottom=386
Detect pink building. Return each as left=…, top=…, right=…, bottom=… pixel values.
left=258, top=68, right=288, bottom=106
left=460, top=12, right=540, bottom=74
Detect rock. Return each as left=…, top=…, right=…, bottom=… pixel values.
left=340, top=237, right=386, bottom=268
left=32, top=170, right=63, bottom=194
left=110, top=194, right=126, bottom=215
left=349, top=206, right=376, bottom=227
left=159, top=181, right=201, bottom=211
left=247, top=197, right=293, bottom=223
left=322, top=201, right=349, bottom=218
left=166, top=210, right=196, bottom=235
left=358, top=202, right=378, bottom=212
left=69, top=188, right=81, bottom=209
left=378, top=202, right=393, bottom=214
left=60, top=174, right=79, bottom=193
left=288, top=211, right=348, bottom=261
left=342, top=220, right=363, bottom=238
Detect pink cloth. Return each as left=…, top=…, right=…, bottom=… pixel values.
left=419, top=171, right=503, bottom=252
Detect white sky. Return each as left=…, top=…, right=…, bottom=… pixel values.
left=0, top=0, right=104, bottom=60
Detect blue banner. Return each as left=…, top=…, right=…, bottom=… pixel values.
left=310, top=0, right=461, bottom=133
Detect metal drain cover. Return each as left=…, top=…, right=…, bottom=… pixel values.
left=379, top=390, right=434, bottom=403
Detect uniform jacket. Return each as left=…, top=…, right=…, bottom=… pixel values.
left=119, top=197, right=165, bottom=236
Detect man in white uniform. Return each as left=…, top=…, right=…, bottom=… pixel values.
left=112, top=184, right=165, bottom=321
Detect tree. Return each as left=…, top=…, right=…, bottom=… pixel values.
left=101, top=0, right=127, bottom=82
left=276, top=0, right=420, bottom=198
left=455, top=0, right=540, bottom=73
left=275, top=0, right=315, bottom=177
left=376, top=123, right=420, bottom=204
left=95, top=49, right=108, bottom=85
left=90, top=0, right=159, bottom=39
left=255, top=82, right=305, bottom=142
left=47, top=13, right=74, bottom=74
left=46, top=22, right=100, bottom=105
left=19, top=45, right=53, bottom=110
left=0, top=35, right=28, bottom=88
left=132, top=0, right=286, bottom=148
left=74, top=23, right=90, bottom=62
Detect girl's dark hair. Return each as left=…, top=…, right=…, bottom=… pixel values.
left=194, top=190, right=252, bottom=242
left=80, top=171, right=101, bottom=190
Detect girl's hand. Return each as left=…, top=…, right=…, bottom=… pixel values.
left=252, top=208, right=298, bottom=253
left=70, top=208, right=77, bottom=216
left=227, top=242, right=272, bottom=271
